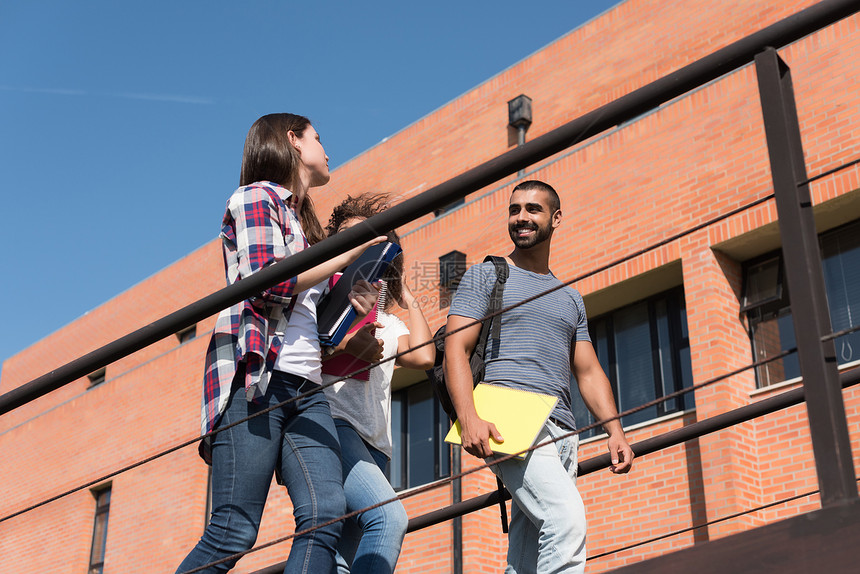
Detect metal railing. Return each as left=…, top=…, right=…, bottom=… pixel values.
left=2, top=1, right=860, bottom=572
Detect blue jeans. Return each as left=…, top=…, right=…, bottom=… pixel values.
left=332, top=420, right=408, bottom=574
left=177, top=371, right=346, bottom=574
left=490, top=420, right=585, bottom=574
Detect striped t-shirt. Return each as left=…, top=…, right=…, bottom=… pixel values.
left=448, top=261, right=590, bottom=430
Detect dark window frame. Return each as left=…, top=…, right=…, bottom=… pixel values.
left=205, top=466, right=213, bottom=527
left=87, top=368, right=106, bottom=388
left=433, top=198, right=465, bottom=217
left=739, top=254, right=787, bottom=314
left=742, top=252, right=797, bottom=387
left=176, top=324, right=197, bottom=343
left=742, top=219, right=860, bottom=387
left=439, top=250, right=467, bottom=310
left=88, top=485, right=111, bottom=574
left=390, top=380, right=451, bottom=491
left=576, top=287, right=694, bottom=438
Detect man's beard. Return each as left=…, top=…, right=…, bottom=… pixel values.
left=509, top=221, right=552, bottom=249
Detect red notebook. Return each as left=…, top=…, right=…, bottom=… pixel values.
left=320, top=274, right=385, bottom=381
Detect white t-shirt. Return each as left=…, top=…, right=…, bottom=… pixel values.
left=322, top=310, right=409, bottom=458
left=275, top=280, right=327, bottom=383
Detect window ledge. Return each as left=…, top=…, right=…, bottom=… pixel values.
left=579, top=409, right=690, bottom=446
left=750, top=358, right=860, bottom=398
left=750, top=376, right=803, bottom=397
left=395, top=475, right=454, bottom=496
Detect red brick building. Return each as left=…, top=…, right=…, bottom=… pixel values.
left=2, top=1, right=859, bottom=572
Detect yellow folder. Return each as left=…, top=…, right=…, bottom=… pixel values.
left=445, top=384, right=559, bottom=459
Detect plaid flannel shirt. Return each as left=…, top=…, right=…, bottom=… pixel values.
left=199, top=182, right=308, bottom=458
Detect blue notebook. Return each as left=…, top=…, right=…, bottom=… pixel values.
left=317, top=241, right=402, bottom=346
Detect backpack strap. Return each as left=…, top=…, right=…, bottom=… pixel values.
left=473, top=256, right=509, bottom=365
left=486, top=256, right=508, bottom=356
left=480, top=255, right=510, bottom=534
left=496, top=475, right=509, bottom=533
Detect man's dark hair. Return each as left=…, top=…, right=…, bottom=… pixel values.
left=511, top=180, right=561, bottom=213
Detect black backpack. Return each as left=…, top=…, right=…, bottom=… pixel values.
left=426, top=255, right=510, bottom=532
left=426, top=256, right=509, bottom=421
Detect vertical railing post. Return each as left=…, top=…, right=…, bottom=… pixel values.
left=754, top=47, right=857, bottom=506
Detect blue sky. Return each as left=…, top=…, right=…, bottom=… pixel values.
left=0, top=0, right=621, bottom=379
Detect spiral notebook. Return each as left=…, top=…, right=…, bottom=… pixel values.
left=321, top=281, right=388, bottom=381
left=317, top=241, right=401, bottom=346
left=444, top=384, right=558, bottom=459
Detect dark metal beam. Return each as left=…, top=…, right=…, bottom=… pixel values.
left=754, top=47, right=858, bottom=505
left=608, top=497, right=860, bottom=574
left=1, top=0, right=857, bottom=417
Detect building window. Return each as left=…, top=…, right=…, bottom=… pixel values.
left=439, top=250, right=467, bottom=309
left=88, top=486, right=111, bottom=574
left=390, top=380, right=451, bottom=490
left=176, top=324, right=197, bottom=343
left=87, top=368, right=106, bottom=388
left=743, top=219, right=860, bottom=387
left=573, top=288, right=694, bottom=438
left=433, top=198, right=465, bottom=217
left=205, top=466, right=213, bottom=527
left=742, top=255, right=797, bottom=386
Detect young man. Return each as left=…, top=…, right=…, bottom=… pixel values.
left=444, top=180, right=634, bottom=574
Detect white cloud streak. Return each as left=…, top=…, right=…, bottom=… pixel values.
left=0, top=85, right=214, bottom=105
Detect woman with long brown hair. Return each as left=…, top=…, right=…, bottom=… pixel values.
left=177, top=114, right=383, bottom=574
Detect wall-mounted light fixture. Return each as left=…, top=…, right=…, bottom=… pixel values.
left=508, top=94, right=533, bottom=146
left=508, top=94, right=533, bottom=175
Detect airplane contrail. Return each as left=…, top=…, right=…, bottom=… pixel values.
left=0, top=85, right=214, bottom=105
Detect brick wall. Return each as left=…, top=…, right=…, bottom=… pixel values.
left=2, top=1, right=859, bottom=572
